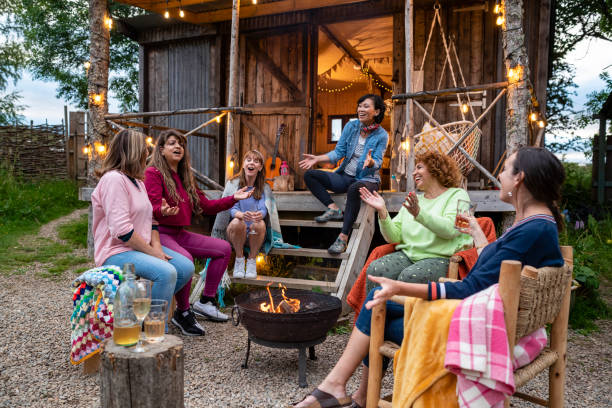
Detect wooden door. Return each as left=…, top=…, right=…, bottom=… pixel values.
left=238, top=25, right=313, bottom=188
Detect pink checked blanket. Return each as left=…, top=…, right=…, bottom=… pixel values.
left=444, top=284, right=547, bottom=408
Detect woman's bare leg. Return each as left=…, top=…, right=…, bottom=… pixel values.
left=294, top=327, right=370, bottom=408
left=351, top=366, right=368, bottom=407
left=247, top=220, right=266, bottom=258
left=226, top=218, right=246, bottom=258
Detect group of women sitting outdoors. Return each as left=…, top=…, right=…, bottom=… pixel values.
left=91, top=92, right=566, bottom=408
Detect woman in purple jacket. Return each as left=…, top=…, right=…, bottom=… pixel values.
left=145, top=130, right=251, bottom=336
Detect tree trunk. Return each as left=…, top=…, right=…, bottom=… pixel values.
left=100, top=335, right=184, bottom=408
left=225, top=0, right=240, bottom=181
left=502, top=0, right=531, bottom=153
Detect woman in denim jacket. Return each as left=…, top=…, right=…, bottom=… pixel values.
left=299, top=94, right=388, bottom=254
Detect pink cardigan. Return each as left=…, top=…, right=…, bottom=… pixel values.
left=91, top=170, right=154, bottom=266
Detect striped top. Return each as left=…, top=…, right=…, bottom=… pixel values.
left=429, top=214, right=563, bottom=300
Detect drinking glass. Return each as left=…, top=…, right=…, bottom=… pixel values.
left=247, top=198, right=258, bottom=235
left=144, top=299, right=168, bottom=343
left=455, top=199, right=476, bottom=231
left=131, top=279, right=152, bottom=353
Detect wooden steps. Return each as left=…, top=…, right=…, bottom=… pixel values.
left=230, top=275, right=335, bottom=292
left=268, top=247, right=348, bottom=259
left=278, top=219, right=360, bottom=229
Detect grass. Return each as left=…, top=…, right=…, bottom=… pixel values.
left=0, top=166, right=91, bottom=277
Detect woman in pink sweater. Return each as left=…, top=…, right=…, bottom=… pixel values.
left=145, top=130, right=251, bottom=336
left=92, top=129, right=195, bottom=331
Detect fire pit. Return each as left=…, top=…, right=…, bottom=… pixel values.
left=232, top=286, right=342, bottom=387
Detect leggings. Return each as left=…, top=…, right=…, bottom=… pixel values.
left=304, top=169, right=378, bottom=235
left=158, top=226, right=232, bottom=309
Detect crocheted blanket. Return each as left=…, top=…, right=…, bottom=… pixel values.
left=70, top=266, right=123, bottom=365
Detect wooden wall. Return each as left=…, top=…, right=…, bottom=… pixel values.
left=140, top=30, right=222, bottom=181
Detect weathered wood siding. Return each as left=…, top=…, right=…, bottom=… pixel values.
left=141, top=33, right=221, bottom=181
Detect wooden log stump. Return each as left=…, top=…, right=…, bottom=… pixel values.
left=100, top=335, right=184, bottom=408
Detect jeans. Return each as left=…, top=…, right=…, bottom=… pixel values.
left=304, top=169, right=378, bottom=235
left=355, top=287, right=406, bottom=368
left=104, top=247, right=195, bottom=315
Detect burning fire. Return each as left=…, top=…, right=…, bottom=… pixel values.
left=259, top=283, right=300, bottom=313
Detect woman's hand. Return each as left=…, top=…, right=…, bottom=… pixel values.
left=299, top=154, right=318, bottom=170
left=403, top=191, right=420, bottom=217
left=364, top=275, right=401, bottom=310
left=362, top=149, right=374, bottom=169
left=150, top=245, right=172, bottom=261
left=248, top=211, right=264, bottom=222
left=360, top=187, right=386, bottom=212
left=457, top=214, right=488, bottom=249
left=161, top=198, right=179, bottom=216
left=233, top=186, right=253, bottom=201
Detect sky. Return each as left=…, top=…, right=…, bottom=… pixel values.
left=6, top=37, right=611, bottom=164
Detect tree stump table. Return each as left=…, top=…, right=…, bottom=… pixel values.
left=100, top=335, right=184, bottom=408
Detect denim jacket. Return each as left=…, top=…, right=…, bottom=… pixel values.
left=326, top=119, right=389, bottom=183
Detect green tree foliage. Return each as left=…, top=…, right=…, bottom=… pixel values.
left=546, top=0, right=612, bottom=153
left=0, top=2, right=27, bottom=125
left=12, top=0, right=143, bottom=111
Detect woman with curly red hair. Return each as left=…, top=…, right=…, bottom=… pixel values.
left=359, top=150, right=473, bottom=294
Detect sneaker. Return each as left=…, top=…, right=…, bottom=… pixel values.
left=233, top=257, right=246, bottom=278
left=315, top=208, right=344, bottom=223
left=245, top=258, right=257, bottom=279
left=171, top=308, right=205, bottom=336
left=328, top=236, right=348, bottom=255
left=193, top=300, right=229, bottom=322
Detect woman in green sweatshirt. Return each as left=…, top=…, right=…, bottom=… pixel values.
left=360, top=151, right=473, bottom=293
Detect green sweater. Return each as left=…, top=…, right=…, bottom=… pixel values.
left=378, top=188, right=473, bottom=261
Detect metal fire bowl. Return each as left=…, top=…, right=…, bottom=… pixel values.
left=233, top=288, right=342, bottom=343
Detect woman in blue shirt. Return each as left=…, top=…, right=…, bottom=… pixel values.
left=293, top=146, right=565, bottom=408
left=299, top=94, right=389, bottom=254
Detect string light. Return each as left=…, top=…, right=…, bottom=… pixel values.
left=178, top=0, right=185, bottom=17
left=494, top=3, right=501, bottom=14
left=83, top=61, right=91, bottom=70
left=94, top=142, right=107, bottom=155
left=461, top=102, right=469, bottom=113
left=529, top=112, right=537, bottom=122
left=146, top=136, right=154, bottom=146
left=164, top=9, right=170, bottom=18
left=216, top=115, right=221, bottom=123
left=256, top=254, right=264, bottom=264
left=91, top=93, right=104, bottom=105
left=104, top=16, right=113, bottom=30
left=82, top=146, right=90, bottom=154
left=496, top=15, right=505, bottom=25
left=507, top=66, right=522, bottom=83
left=537, top=120, right=545, bottom=128
left=229, top=160, right=235, bottom=169
left=252, top=0, right=257, bottom=4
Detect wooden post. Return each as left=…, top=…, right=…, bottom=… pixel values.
left=404, top=0, right=415, bottom=192
left=497, top=259, right=522, bottom=408
left=366, top=301, right=387, bottom=408
left=502, top=0, right=531, bottom=153
left=100, top=335, right=184, bottom=408
left=597, top=118, right=606, bottom=204
left=391, top=12, right=405, bottom=191
left=225, top=0, right=240, bottom=181
left=549, top=246, right=573, bottom=408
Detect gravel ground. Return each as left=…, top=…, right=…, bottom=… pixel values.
left=0, top=210, right=609, bottom=407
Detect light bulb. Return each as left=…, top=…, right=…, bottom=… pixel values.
left=496, top=15, right=505, bottom=26
left=146, top=136, right=153, bottom=145
left=229, top=160, right=234, bottom=169
left=252, top=0, right=257, bottom=4
left=93, top=94, right=103, bottom=104
left=461, top=103, right=469, bottom=113
left=179, top=9, right=184, bottom=18
left=538, top=120, right=545, bottom=128
left=83, top=61, right=91, bottom=70
left=530, top=112, right=537, bottom=122
left=82, top=146, right=90, bottom=154
left=96, top=144, right=106, bottom=153
left=104, top=17, right=113, bottom=30
left=164, top=10, right=170, bottom=18
left=494, top=4, right=500, bottom=14
left=216, top=116, right=221, bottom=123
left=256, top=254, right=264, bottom=264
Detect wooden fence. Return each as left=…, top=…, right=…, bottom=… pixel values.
left=0, top=124, right=68, bottom=179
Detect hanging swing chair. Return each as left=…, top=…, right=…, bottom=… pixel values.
left=411, top=3, right=482, bottom=176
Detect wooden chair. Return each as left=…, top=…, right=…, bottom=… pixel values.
left=366, top=246, right=574, bottom=408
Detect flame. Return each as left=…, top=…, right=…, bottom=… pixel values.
left=259, top=283, right=300, bottom=313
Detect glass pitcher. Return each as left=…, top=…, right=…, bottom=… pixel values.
left=113, top=263, right=140, bottom=347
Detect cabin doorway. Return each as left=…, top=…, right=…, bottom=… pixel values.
left=314, top=16, right=394, bottom=188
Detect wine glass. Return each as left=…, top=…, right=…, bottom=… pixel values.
left=455, top=199, right=477, bottom=231
left=132, top=279, right=152, bottom=353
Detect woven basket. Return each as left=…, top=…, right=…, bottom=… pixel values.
left=414, top=121, right=481, bottom=176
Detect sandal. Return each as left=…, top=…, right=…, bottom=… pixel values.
left=292, top=387, right=352, bottom=408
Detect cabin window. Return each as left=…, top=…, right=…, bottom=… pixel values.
left=328, top=115, right=357, bottom=144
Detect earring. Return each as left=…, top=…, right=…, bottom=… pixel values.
left=507, top=191, right=513, bottom=197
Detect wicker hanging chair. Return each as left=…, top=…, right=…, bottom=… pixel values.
left=414, top=121, right=482, bottom=176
